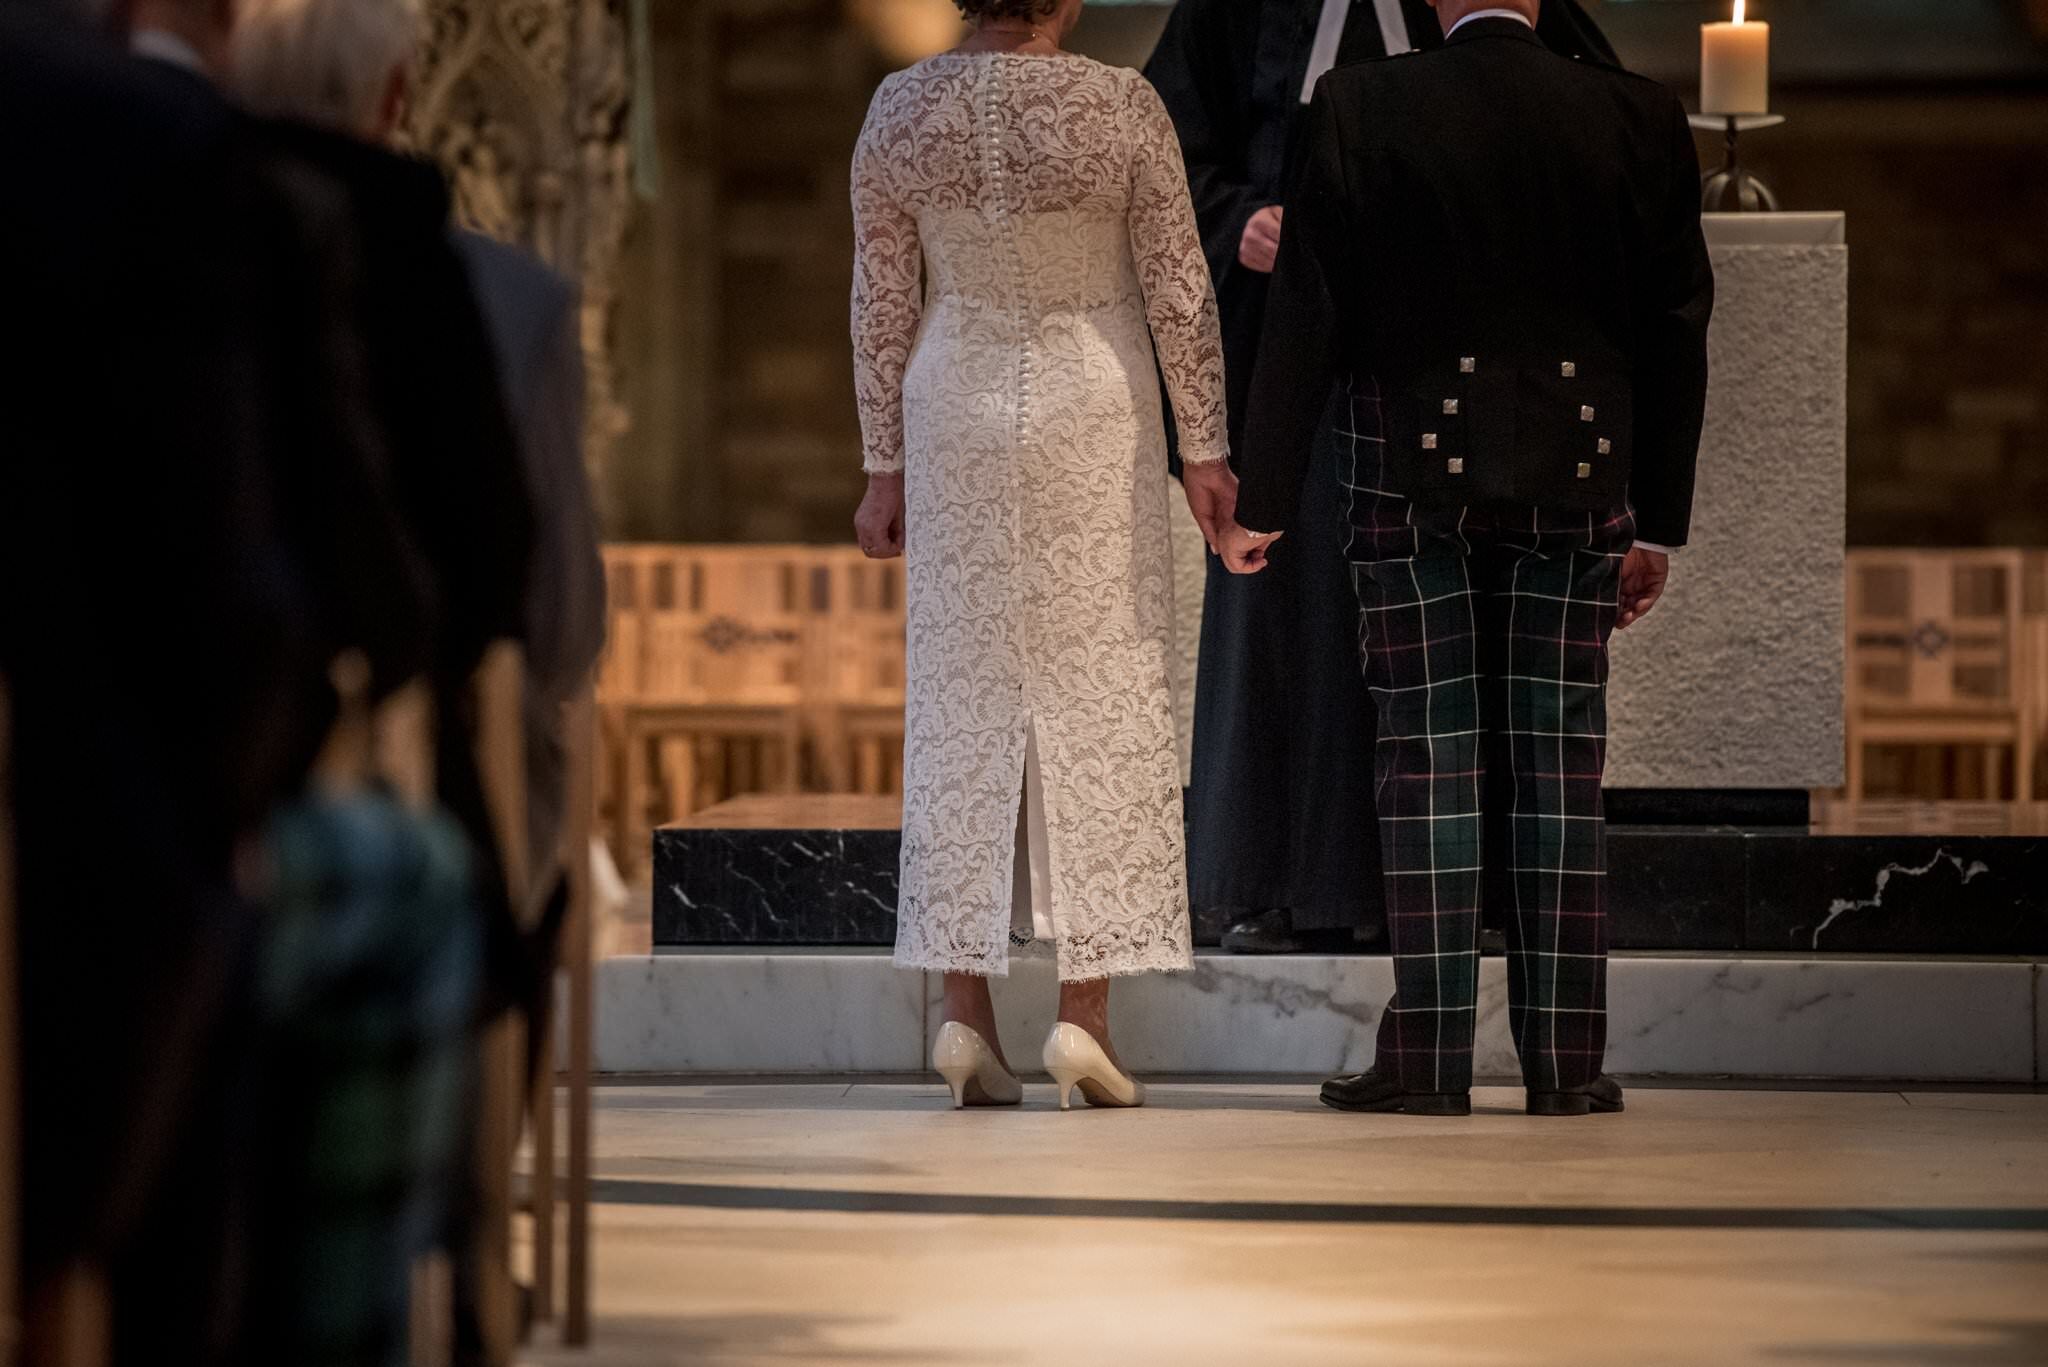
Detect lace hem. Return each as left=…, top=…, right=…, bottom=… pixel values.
left=894, top=941, right=1194, bottom=982
left=896, top=918, right=1194, bottom=981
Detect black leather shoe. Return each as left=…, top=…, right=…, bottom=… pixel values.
left=1221, top=908, right=1297, bottom=953
left=1320, top=1070, right=1471, bottom=1116
left=1526, top=1074, right=1625, bottom=1116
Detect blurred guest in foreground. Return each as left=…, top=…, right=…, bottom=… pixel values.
left=233, top=0, right=603, bottom=918
left=235, top=1, right=600, bottom=1359
left=6, top=0, right=552, bottom=1359
left=2, top=1, right=435, bottom=1363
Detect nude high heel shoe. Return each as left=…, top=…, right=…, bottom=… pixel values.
left=932, top=1021, right=1022, bottom=1108
left=1042, top=1021, right=1145, bottom=1110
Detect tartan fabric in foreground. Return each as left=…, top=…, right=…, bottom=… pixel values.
left=256, top=789, right=481, bottom=1367
left=1335, top=380, right=1633, bottom=1094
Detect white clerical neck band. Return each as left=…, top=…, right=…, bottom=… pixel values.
left=1302, top=0, right=1415, bottom=104
left=1447, top=8, right=1535, bottom=38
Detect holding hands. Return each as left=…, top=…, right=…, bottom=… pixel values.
left=1182, top=460, right=1281, bottom=574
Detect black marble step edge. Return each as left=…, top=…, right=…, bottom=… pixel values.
left=654, top=824, right=2048, bottom=956
left=1605, top=787, right=1809, bottom=827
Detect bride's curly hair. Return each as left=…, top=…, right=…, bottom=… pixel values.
left=954, top=0, right=1057, bottom=20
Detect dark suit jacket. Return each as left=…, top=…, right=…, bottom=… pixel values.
left=1, top=20, right=439, bottom=1358
left=256, top=122, right=534, bottom=673
left=252, top=123, right=538, bottom=1020
left=454, top=229, right=605, bottom=875
left=1143, top=0, right=1621, bottom=466
left=2, top=2, right=379, bottom=1274
left=1236, top=18, right=1713, bottom=547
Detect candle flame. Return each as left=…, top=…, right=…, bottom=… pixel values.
left=1733, top=0, right=1745, bottom=22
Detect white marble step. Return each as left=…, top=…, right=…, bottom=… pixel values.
left=591, top=950, right=2047, bottom=1083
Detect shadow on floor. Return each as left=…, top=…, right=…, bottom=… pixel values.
left=530, top=1312, right=982, bottom=1365
left=1764, top=1318, right=2048, bottom=1364
left=583, top=1178, right=2048, bottom=1232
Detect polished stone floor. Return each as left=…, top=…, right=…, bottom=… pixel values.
left=523, top=1081, right=2048, bottom=1366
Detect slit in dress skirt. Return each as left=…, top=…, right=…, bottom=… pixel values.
left=1008, top=716, right=1056, bottom=950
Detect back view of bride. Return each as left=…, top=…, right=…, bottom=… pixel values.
left=850, top=0, right=1233, bottom=1108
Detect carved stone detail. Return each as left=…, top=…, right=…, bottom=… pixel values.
left=404, top=0, right=633, bottom=502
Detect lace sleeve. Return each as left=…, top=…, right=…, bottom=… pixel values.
left=849, top=79, right=921, bottom=476
left=1125, top=73, right=1229, bottom=467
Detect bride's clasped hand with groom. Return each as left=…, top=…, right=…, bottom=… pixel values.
left=848, top=0, right=1712, bottom=1117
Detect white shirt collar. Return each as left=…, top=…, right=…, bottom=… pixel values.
left=130, top=27, right=208, bottom=75
left=1447, top=8, right=1535, bottom=38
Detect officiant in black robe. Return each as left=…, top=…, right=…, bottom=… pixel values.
left=1147, top=0, right=1618, bottom=952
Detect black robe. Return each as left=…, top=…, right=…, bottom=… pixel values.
left=1145, top=0, right=1619, bottom=932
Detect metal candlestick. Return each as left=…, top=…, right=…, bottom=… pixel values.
left=1689, top=113, right=1785, bottom=213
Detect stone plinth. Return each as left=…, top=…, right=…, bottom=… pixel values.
left=1607, top=212, right=1848, bottom=788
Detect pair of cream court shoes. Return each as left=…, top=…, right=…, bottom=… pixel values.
left=931, top=1020, right=1144, bottom=1111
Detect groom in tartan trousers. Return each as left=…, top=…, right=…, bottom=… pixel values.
left=1200, top=0, right=1713, bottom=1115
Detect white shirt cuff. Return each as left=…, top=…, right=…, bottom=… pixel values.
left=1634, top=540, right=1678, bottom=555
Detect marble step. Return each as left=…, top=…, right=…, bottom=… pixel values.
left=654, top=798, right=2048, bottom=954
left=593, top=949, right=2048, bottom=1083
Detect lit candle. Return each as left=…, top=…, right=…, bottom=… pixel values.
left=1701, top=0, right=1770, bottom=117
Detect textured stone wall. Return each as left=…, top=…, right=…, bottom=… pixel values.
left=405, top=0, right=632, bottom=501
left=1606, top=228, right=1848, bottom=789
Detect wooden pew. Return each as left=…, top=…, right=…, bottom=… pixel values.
left=1846, top=549, right=2039, bottom=800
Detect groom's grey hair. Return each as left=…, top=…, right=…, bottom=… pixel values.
left=230, top=0, right=422, bottom=135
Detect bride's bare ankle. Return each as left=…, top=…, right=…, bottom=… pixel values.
left=1056, top=978, right=1117, bottom=1060
left=941, top=972, right=1009, bottom=1066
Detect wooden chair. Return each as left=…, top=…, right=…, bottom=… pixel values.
left=613, top=609, right=807, bottom=876
left=512, top=688, right=597, bottom=1350
left=685, top=544, right=815, bottom=618
left=470, top=643, right=530, bottom=1367
left=1845, top=550, right=2036, bottom=800
left=808, top=549, right=906, bottom=795
left=559, top=691, right=596, bottom=1346
left=2024, top=552, right=2048, bottom=799
left=455, top=641, right=601, bottom=1359
left=599, top=546, right=826, bottom=872
left=603, top=542, right=815, bottom=622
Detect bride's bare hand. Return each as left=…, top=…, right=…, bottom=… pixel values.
left=1180, top=459, right=1238, bottom=554
left=855, top=472, right=906, bottom=558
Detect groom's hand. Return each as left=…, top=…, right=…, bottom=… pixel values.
left=1616, top=546, right=1670, bottom=629
left=1217, top=523, right=1281, bottom=575
left=1180, top=458, right=1239, bottom=554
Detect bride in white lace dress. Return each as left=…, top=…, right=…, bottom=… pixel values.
left=849, top=0, right=1234, bottom=1109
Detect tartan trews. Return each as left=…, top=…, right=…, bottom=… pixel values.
left=1337, top=381, right=1633, bottom=1094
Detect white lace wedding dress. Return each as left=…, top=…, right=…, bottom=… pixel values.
left=851, top=51, right=1228, bottom=981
